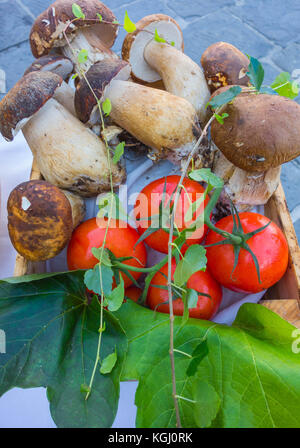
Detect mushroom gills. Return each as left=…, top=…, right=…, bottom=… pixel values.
left=62, top=26, right=118, bottom=74
left=22, top=98, right=125, bottom=197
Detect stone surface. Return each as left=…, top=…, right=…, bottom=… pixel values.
left=229, top=0, right=300, bottom=45
left=0, top=0, right=33, bottom=51
left=0, top=0, right=300, bottom=240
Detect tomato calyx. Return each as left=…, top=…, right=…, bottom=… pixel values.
left=204, top=202, right=271, bottom=283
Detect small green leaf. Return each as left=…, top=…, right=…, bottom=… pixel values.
left=98, top=321, right=106, bottom=333
left=100, top=348, right=117, bottom=374
left=106, top=278, right=125, bottom=312
left=186, top=288, right=198, bottom=309
left=80, top=384, right=91, bottom=394
left=189, top=168, right=224, bottom=192
left=102, top=98, right=112, bottom=116
left=91, top=247, right=111, bottom=266
left=84, top=263, right=113, bottom=296
left=72, top=3, right=85, bottom=19
left=154, top=28, right=166, bottom=43
left=71, top=73, right=79, bottom=80
left=97, top=192, right=128, bottom=221
left=213, top=112, right=229, bottom=124
left=247, top=55, right=264, bottom=91
left=77, top=49, right=88, bottom=64
left=208, top=85, right=242, bottom=109
left=186, top=340, right=209, bottom=377
left=97, top=13, right=102, bottom=22
left=123, top=10, right=136, bottom=33
left=271, top=72, right=299, bottom=99
left=113, top=141, right=125, bottom=164
left=170, top=41, right=175, bottom=46
left=174, top=245, right=207, bottom=287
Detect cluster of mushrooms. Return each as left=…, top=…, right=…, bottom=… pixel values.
left=1, top=0, right=300, bottom=262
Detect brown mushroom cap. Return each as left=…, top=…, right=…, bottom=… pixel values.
left=24, top=54, right=74, bottom=80
left=75, top=59, right=131, bottom=124
left=30, top=0, right=118, bottom=58
left=211, top=91, right=300, bottom=172
left=7, top=180, right=73, bottom=261
left=201, top=42, right=250, bottom=93
left=0, top=71, right=63, bottom=141
left=122, top=14, right=183, bottom=83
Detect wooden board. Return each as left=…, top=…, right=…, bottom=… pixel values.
left=13, top=161, right=300, bottom=326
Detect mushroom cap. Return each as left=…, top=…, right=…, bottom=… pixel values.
left=75, top=59, right=131, bottom=124
left=62, top=190, right=86, bottom=227
left=122, top=14, right=183, bottom=83
left=211, top=89, right=300, bottom=172
left=30, top=0, right=118, bottom=58
left=201, top=42, right=250, bottom=93
left=24, top=54, right=74, bottom=80
left=0, top=71, right=63, bottom=141
left=7, top=180, right=73, bottom=261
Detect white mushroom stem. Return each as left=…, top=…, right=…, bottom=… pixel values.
left=103, top=80, right=199, bottom=163
left=144, top=41, right=211, bottom=124
left=62, top=190, right=86, bottom=228
left=53, top=81, right=76, bottom=115
left=62, top=27, right=118, bottom=74
left=213, top=150, right=281, bottom=211
left=22, top=99, right=123, bottom=196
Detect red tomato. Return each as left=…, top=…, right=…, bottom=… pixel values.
left=205, top=212, right=289, bottom=293
left=147, top=259, right=222, bottom=320
left=125, top=286, right=141, bottom=302
left=67, top=218, right=147, bottom=288
left=134, top=175, right=209, bottom=254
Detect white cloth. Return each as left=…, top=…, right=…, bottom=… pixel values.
left=0, top=133, right=265, bottom=427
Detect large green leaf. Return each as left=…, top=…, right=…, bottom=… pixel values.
left=0, top=271, right=127, bottom=428
left=117, top=301, right=300, bottom=428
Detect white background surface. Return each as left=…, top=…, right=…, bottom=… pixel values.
left=0, top=133, right=265, bottom=428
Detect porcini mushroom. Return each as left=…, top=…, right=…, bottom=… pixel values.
left=122, top=14, right=210, bottom=124
left=29, top=0, right=119, bottom=74
left=62, top=190, right=86, bottom=227
left=24, top=54, right=76, bottom=115
left=75, top=59, right=204, bottom=165
left=210, top=87, right=300, bottom=208
left=201, top=42, right=250, bottom=93
left=0, top=71, right=125, bottom=197
left=7, top=180, right=73, bottom=261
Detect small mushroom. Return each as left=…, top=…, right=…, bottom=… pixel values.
left=29, top=0, right=119, bottom=74
left=0, top=71, right=125, bottom=197
left=75, top=59, right=203, bottom=165
left=201, top=42, right=250, bottom=93
left=122, top=14, right=210, bottom=124
left=24, top=54, right=76, bottom=115
left=62, top=190, right=86, bottom=227
left=7, top=180, right=73, bottom=261
left=210, top=87, right=300, bottom=208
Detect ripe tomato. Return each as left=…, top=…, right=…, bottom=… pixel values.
left=147, top=259, right=222, bottom=320
left=134, top=175, right=209, bottom=254
left=205, top=212, right=289, bottom=293
left=67, top=218, right=147, bottom=288
left=125, top=286, right=141, bottom=302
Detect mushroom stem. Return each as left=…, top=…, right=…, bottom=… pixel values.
left=144, top=41, right=210, bottom=124
left=62, top=27, right=118, bottom=74
left=22, top=98, right=123, bottom=196
left=213, top=149, right=282, bottom=211
left=103, top=80, right=200, bottom=163
left=53, top=81, right=76, bottom=115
